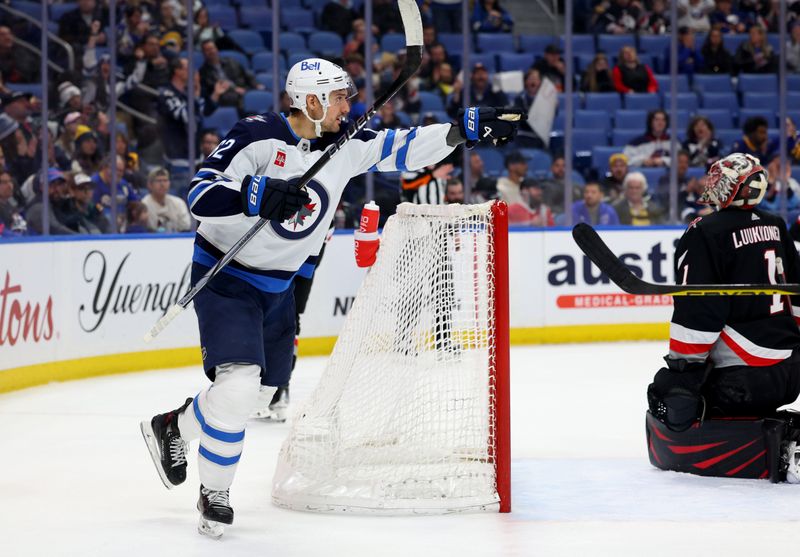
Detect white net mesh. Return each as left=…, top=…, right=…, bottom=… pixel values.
left=272, top=202, right=501, bottom=514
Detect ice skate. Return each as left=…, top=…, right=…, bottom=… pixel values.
left=140, top=397, right=192, bottom=489
left=197, top=485, right=234, bottom=539
left=251, top=386, right=289, bottom=422
left=784, top=441, right=800, bottom=483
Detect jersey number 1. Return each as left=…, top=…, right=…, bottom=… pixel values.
left=764, top=249, right=784, bottom=314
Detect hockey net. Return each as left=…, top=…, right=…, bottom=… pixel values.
left=272, top=201, right=510, bottom=514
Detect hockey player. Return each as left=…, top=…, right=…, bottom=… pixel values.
left=140, top=57, right=524, bottom=538
left=646, top=152, right=800, bottom=482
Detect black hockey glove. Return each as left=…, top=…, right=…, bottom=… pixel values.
left=241, top=175, right=311, bottom=222
left=647, top=357, right=713, bottom=432
left=454, top=107, right=526, bottom=148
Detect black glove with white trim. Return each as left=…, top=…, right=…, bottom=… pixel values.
left=241, top=175, right=311, bottom=221
left=453, top=107, right=526, bottom=148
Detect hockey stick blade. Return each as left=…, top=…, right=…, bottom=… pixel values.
left=142, top=0, right=424, bottom=341
left=572, top=222, right=800, bottom=296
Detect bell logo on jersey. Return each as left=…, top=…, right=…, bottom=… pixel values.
left=270, top=178, right=329, bottom=240
left=274, top=150, right=286, bottom=168
left=300, top=61, right=321, bottom=71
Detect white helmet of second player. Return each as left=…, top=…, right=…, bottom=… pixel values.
left=285, top=58, right=356, bottom=137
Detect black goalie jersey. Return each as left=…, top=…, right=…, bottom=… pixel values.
left=669, top=207, right=800, bottom=368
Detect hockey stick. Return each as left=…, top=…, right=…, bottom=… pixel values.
left=144, top=0, right=423, bottom=342
left=572, top=222, right=800, bottom=296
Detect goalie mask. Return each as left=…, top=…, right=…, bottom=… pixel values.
left=285, top=58, right=357, bottom=137
left=700, top=153, right=768, bottom=209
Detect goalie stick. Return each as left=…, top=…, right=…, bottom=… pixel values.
left=572, top=222, right=800, bottom=296
left=144, top=0, right=424, bottom=342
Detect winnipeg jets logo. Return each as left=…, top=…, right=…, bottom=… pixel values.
left=287, top=201, right=316, bottom=229
left=270, top=178, right=329, bottom=240
left=245, top=115, right=266, bottom=123
left=274, top=150, right=286, bottom=167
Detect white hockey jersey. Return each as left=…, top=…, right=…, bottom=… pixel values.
left=187, top=112, right=456, bottom=292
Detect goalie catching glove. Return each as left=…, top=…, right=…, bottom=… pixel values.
left=241, top=175, right=311, bottom=221
left=455, top=107, right=526, bottom=148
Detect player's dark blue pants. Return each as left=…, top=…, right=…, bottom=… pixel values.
left=191, top=263, right=295, bottom=386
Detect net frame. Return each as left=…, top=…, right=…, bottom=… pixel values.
left=272, top=201, right=510, bottom=514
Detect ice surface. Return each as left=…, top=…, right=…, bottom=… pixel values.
left=2, top=342, right=799, bottom=557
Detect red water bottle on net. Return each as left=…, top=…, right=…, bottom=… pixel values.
left=354, top=201, right=380, bottom=268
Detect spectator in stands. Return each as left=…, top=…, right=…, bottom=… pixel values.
left=430, top=0, right=462, bottom=33
left=666, top=27, right=705, bottom=76
left=423, top=25, right=438, bottom=49
left=471, top=0, right=514, bottom=33
left=444, top=177, right=465, bottom=204
left=118, top=4, right=149, bottom=64
left=612, top=171, right=666, bottom=225
left=2, top=91, right=35, bottom=142
left=507, top=179, right=554, bottom=227
left=447, top=62, right=509, bottom=118
left=116, top=132, right=147, bottom=192
left=141, top=167, right=191, bottom=232
left=580, top=53, right=615, bottom=93
left=700, top=27, right=734, bottom=74
left=55, top=112, right=82, bottom=161
left=57, top=82, right=84, bottom=119
left=512, top=69, right=545, bottom=149
left=58, top=0, right=107, bottom=58
left=200, top=129, right=221, bottom=160
left=623, top=109, right=671, bottom=167
left=592, top=0, right=643, bottom=34
left=372, top=101, right=403, bottom=131
left=679, top=173, right=713, bottom=222
left=654, top=149, right=692, bottom=204
left=496, top=151, right=528, bottom=206
left=155, top=0, right=186, bottom=36
left=70, top=125, right=102, bottom=176
left=158, top=57, right=226, bottom=191
left=788, top=22, right=800, bottom=73
left=136, top=33, right=171, bottom=90
left=644, top=0, right=670, bottom=34
left=371, top=0, right=405, bottom=34
left=537, top=155, right=580, bottom=214
left=124, top=201, right=151, bottom=233
left=83, top=40, right=147, bottom=115
left=322, top=0, right=360, bottom=39
left=92, top=154, right=139, bottom=220
left=678, top=0, right=714, bottom=32
left=199, top=40, right=259, bottom=114
left=465, top=151, right=494, bottom=198
left=730, top=115, right=776, bottom=162
left=344, top=19, right=379, bottom=58
left=0, top=25, right=39, bottom=84
left=683, top=115, right=722, bottom=167
left=602, top=153, right=629, bottom=201
left=761, top=155, right=800, bottom=215
left=709, top=0, right=747, bottom=33
left=533, top=44, right=565, bottom=90
left=420, top=43, right=449, bottom=90
left=572, top=182, right=620, bottom=225
left=734, top=25, right=778, bottom=74
left=0, top=170, right=25, bottom=234
left=431, top=63, right=456, bottom=100
left=26, top=169, right=78, bottom=235
left=68, top=172, right=109, bottom=234
left=612, top=46, right=658, bottom=94
left=194, top=7, right=229, bottom=50
left=0, top=112, right=33, bottom=187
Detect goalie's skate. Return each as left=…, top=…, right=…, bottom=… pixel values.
left=197, top=485, right=234, bottom=539
left=140, top=397, right=192, bottom=489
left=784, top=441, right=800, bottom=483
left=251, top=386, right=289, bottom=422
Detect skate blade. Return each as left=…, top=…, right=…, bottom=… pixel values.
left=250, top=408, right=288, bottom=422
left=198, top=516, right=225, bottom=539
left=139, top=420, right=175, bottom=490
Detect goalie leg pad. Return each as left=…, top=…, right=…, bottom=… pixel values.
left=646, top=411, right=800, bottom=482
